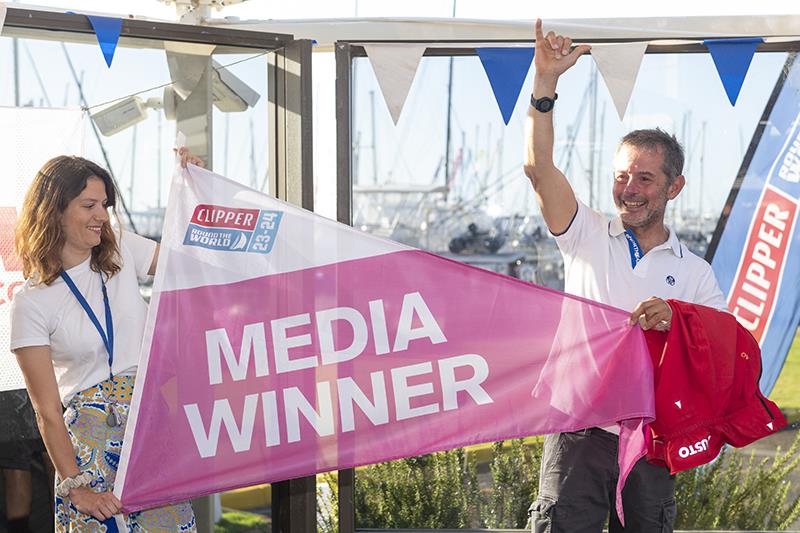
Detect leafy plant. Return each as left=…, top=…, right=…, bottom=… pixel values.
left=215, top=509, right=270, bottom=533
left=316, top=432, right=800, bottom=531
left=483, top=439, right=541, bottom=529
left=352, top=449, right=480, bottom=528
left=674, top=432, right=800, bottom=530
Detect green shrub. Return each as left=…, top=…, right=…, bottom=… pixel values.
left=215, top=509, right=270, bottom=533
left=483, top=439, right=541, bottom=528
left=317, top=432, right=800, bottom=531
left=352, top=448, right=481, bottom=528
left=674, top=433, right=800, bottom=530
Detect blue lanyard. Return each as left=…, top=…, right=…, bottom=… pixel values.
left=623, top=229, right=643, bottom=268
left=60, top=271, right=114, bottom=377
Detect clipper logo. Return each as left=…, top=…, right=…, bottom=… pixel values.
left=727, top=186, right=797, bottom=342
left=183, top=204, right=283, bottom=254
left=678, top=436, right=711, bottom=459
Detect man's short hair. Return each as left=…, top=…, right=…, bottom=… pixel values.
left=618, top=128, right=685, bottom=183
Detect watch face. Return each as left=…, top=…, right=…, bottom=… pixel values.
left=537, top=98, right=554, bottom=112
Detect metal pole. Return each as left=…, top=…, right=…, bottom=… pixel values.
left=268, top=40, right=316, bottom=532
left=13, top=38, right=21, bottom=106
left=335, top=42, right=356, bottom=533
left=369, top=89, right=378, bottom=184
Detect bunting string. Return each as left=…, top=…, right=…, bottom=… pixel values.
left=360, top=36, right=766, bottom=126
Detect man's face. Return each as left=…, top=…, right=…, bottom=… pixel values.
left=612, top=144, right=684, bottom=231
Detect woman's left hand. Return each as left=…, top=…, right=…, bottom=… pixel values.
left=175, top=147, right=205, bottom=168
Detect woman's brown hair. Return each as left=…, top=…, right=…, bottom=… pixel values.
left=15, top=156, right=122, bottom=285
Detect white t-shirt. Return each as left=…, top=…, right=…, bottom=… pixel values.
left=10, top=231, right=157, bottom=405
left=554, top=201, right=727, bottom=435
left=555, top=201, right=727, bottom=312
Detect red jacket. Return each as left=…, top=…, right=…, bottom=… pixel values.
left=644, top=300, right=786, bottom=474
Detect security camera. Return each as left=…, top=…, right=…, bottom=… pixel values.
left=166, top=51, right=261, bottom=112
left=93, top=58, right=260, bottom=137
left=211, top=59, right=260, bottom=112
left=91, top=96, right=149, bottom=137
left=91, top=96, right=164, bottom=137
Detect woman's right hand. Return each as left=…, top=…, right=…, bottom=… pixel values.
left=69, top=486, right=122, bottom=521
left=176, top=146, right=205, bottom=168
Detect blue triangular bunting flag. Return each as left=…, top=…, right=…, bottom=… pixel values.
left=87, top=15, right=123, bottom=67
left=703, top=37, right=763, bottom=106
left=476, top=47, right=535, bottom=125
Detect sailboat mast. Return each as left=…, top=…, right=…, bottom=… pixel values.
left=587, top=65, right=598, bottom=209
left=157, top=112, right=163, bottom=208
left=700, top=120, right=706, bottom=221
left=443, top=0, right=457, bottom=189
left=249, top=118, right=258, bottom=189
left=130, top=124, right=137, bottom=208
left=369, top=90, right=378, bottom=183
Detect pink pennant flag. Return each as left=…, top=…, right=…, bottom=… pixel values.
left=115, top=165, right=655, bottom=523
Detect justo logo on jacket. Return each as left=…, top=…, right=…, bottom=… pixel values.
left=677, top=436, right=711, bottom=459
left=183, top=204, right=283, bottom=254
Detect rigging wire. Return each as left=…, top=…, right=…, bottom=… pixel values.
left=81, top=50, right=275, bottom=112
left=61, top=42, right=139, bottom=234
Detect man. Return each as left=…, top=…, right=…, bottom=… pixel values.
left=524, top=19, right=727, bottom=533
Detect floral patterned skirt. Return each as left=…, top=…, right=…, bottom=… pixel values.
left=56, top=375, right=196, bottom=532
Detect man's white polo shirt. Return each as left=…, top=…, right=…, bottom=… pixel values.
left=553, top=201, right=727, bottom=435
left=554, top=200, right=727, bottom=313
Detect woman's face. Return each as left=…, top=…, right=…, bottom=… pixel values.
left=60, top=176, right=109, bottom=255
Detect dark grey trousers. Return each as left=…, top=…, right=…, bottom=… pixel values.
left=530, top=429, right=676, bottom=533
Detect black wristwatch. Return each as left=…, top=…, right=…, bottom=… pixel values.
left=530, top=93, right=558, bottom=113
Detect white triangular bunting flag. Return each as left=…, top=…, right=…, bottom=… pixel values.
left=0, top=4, right=7, bottom=36
left=364, top=44, right=426, bottom=125
left=674, top=400, right=682, bottom=409
left=591, top=42, right=648, bottom=121
left=767, top=422, right=774, bottom=430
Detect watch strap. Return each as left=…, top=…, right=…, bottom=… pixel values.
left=530, top=93, right=558, bottom=112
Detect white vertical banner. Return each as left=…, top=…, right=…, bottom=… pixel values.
left=0, top=107, right=85, bottom=391
left=364, top=44, right=427, bottom=124
left=591, top=42, right=648, bottom=121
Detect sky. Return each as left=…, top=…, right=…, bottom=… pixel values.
left=3, top=0, right=800, bottom=236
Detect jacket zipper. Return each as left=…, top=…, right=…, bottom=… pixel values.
left=753, top=337, right=774, bottom=419
left=757, top=394, right=774, bottom=419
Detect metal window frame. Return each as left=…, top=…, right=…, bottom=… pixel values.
left=334, top=36, right=800, bottom=226
left=2, top=6, right=293, bottom=52
left=333, top=37, right=800, bottom=533
left=3, top=7, right=318, bottom=533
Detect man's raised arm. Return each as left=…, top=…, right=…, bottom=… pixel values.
left=523, top=20, right=590, bottom=234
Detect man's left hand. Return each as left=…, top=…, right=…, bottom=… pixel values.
left=629, top=297, right=672, bottom=331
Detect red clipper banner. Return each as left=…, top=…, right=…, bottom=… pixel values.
left=727, top=186, right=797, bottom=342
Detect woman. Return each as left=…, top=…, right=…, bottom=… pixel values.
left=10, top=151, right=199, bottom=531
